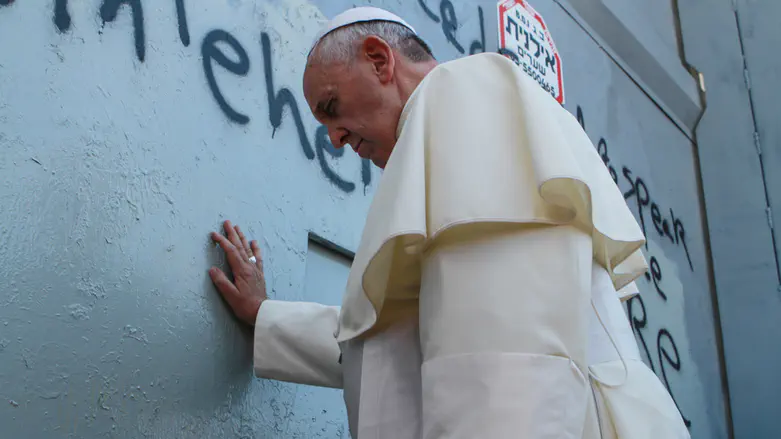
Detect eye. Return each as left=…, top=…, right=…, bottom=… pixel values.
left=325, top=98, right=337, bottom=117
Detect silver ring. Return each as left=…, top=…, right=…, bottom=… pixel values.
left=248, top=256, right=257, bottom=264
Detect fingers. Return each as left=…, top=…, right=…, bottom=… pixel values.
left=209, top=267, right=240, bottom=303
left=211, top=232, right=246, bottom=269
left=223, top=220, right=245, bottom=256
left=235, top=226, right=253, bottom=259
left=250, top=240, right=263, bottom=270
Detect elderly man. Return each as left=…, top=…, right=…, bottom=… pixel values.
left=208, top=6, right=690, bottom=439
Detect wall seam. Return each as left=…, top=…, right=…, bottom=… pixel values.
left=671, top=1, right=734, bottom=437
left=731, top=1, right=781, bottom=286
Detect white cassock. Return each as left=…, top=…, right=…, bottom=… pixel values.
left=253, top=52, right=691, bottom=439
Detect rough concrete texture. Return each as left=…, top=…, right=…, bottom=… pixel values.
left=0, top=0, right=727, bottom=437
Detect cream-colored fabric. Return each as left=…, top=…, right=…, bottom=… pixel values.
left=253, top=259, right=689, bottom=439
left=336, top=52, right=648, bottom=343
left=253, top=300, right=343, bottom=389
left=309, top=6, right=417, bottom=56
left=589, top=263, right=690, bottom=439
left=419, top=224, right=592, bottom=438
left=252, top=51, right=689, bottom=438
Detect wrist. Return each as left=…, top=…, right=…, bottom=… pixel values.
left=249, top=298, right=265, bottom=326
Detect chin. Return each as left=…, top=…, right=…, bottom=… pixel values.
left=371, top=157, right=387, bottom=169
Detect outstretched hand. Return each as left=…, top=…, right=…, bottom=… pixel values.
left=209, top=220, right=267, bottom=326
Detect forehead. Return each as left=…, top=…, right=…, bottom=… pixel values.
left=303, top=61, right=342, bottom=108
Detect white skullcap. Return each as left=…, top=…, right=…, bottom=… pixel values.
left=308, top=6, right=417, bottom=56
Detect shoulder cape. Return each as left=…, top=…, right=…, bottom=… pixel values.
left=337, top=53, right=647, bottom=342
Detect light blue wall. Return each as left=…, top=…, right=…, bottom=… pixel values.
left=0, top=1, right=737, bottom=438
left=679, top=0, right=781, bottom=437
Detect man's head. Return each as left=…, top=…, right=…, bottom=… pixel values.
left=303, top=8, right=437, bottom=168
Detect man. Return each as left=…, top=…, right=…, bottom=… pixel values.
left=208, top=7, right=690, bottom=439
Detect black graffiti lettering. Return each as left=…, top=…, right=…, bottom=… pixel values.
left=626, top=295, right=655, bottom=373
left=657, top=329, right=693, bottom=428
left=596, top=138, right=608, bottom=162
left=201, top=30, right=250, bottom=125
left=649, top=256, right=666, bottom=301
left=672, top=211, right=694, bottom=271
left=419, top=1, right=484, bottom=56
left=315, top=126, right=355, bottom=193
left=174, top=0, right=190, bottom=47
left=12, top=2, right=372, bottom=194
left=580, top=106, right=695, bottom=271
left=361, top=159, right=372, bottom=193
left=469, top=6, right=485, bottom=55
left=260, top=32, right=314, bottom=159
left=259, top=33, right=359, bottom=190
left=622, top=166, right=636, bottom=200
left=596, top=138, right=618, bottom=184
left=440, top=0, right=464, bottom=54
left=100, top=0, right=145, bottom=62
left=418, top=0, right=440, bottom=23
left=651, top=202, right=665, bottom=237
left=53, top=0, right=71, bottom=32
left=634, top=177, right=651, bottom=242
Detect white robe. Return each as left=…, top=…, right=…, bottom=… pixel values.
left=253, top=53, right=690, bottom=439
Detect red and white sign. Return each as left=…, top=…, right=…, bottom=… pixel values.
left=497, top=0, right=565, bottom=104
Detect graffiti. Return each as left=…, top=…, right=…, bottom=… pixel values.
left=439, top=0, right=464, bottom=53
left=577, top=105, right=694, bottom=429
left=12, top=2, right=372, bottom=193
left=260, top=32, right=314, bottom=160
left=657, top=329, right=692, bottom=427
left=100, top=0, right=145, bottom=62
left=577, top=105, right=695, bottom=429
left=418, top=0, right=486, bottom=55
left=576, top=106, right=694, bottom=271
left=53, top=0, right=70, bottom=32
left=626, top=293, right=692, bottom=428
left=470, top=6, right=486, bottom=55
left=202, top=30, right=251, bottom=125
left=174, top=0, right=190, bottom=47
left=315, top=126, right=355, bottom=193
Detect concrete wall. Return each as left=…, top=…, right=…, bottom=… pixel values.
left=0, top=1, right=732, bottom=438
left=678, top=0, right=781, bottom=437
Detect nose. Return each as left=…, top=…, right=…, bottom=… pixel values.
left=327, top=126, right=349, bottom=149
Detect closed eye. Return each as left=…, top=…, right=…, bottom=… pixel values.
left=324, top=98, right=337, bottom=118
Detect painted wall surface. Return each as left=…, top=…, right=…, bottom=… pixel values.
left=679, top=0, right=781, bottom=437
left=0, top=1, right=727, bottom=438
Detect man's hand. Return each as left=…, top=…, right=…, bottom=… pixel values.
left=209, top=220, right=267, bottom=326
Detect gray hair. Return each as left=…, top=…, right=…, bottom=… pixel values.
left=309, top=20, right=434, bottom=64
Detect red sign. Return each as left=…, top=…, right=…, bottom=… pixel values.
left=498, top=0, right=565, bottom=104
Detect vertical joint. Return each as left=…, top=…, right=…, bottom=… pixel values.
left=753, top=131, right=762, bottom=155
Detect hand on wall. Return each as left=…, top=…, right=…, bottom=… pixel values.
left=209, top=220, right=267, bottom=326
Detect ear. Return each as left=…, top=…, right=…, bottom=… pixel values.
left=362, top=36, right=395, bottom=84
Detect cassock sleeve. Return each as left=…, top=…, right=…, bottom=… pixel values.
left=253, top=300, right=343, bottom=389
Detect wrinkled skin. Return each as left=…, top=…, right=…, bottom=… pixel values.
left=303, top=36, right=437, bottom=169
